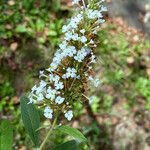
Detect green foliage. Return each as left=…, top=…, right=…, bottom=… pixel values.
left=53, top=140, right=79, bottom=150
left=0, top=81, right=15, bottom=112
left=0, top=120, right=13, bottom=150
left=20, top=96, right=40, bottom=146
left=15, top=25, right=27, bottom=33
left=135, top=77, right=150, bottom=98
left=90, top=96, right=100, bottom=113
left=0, top=81, right=14, bottom=98
left=96, top=24, right=150, bottom=112
left=52, top=126, right=87, bottom=150
left=0, top=46, right=5, bottom=55
left=0, top=0, right=64, bottom=45
left=73, top=101, right=84, bottom=116
left=0, top=0, right=65, bottom=88
left=135, top=77, right=150, bottom=109
left=57, top=125, right=87, bottom=142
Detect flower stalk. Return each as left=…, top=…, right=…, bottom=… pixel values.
left=28, top=0, right=107, bottom=122
left=39, top=117, right=57, bottom=150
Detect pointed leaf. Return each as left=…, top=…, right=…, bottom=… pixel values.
left=57, top=125, right=87, bottom=142
left=52, top=140, right=79, bottom=150
left=0, top=120, right=13, bottom=150
left=20, top=95, right=40, bottom=146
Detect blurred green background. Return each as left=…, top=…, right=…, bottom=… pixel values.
left=0, top=0, right=150, bottom=150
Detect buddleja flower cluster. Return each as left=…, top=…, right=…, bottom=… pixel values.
left=28, top=0, right=107, bottom=121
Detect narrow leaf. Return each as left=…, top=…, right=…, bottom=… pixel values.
left=52, top=140, right=78, bottom=150
left=20, top=95, right=40, bottom=146
left=57, top=125, right=87, bottom=142
left=0, top=120, right=13, bottom=150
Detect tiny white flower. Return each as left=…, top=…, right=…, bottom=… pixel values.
left=31, top=85, right=37, bottom=93
left=54, top=81, right=64, bottom=90
left=55, top=96, right=65, bottom=104
left=37, top=93, right=44, bottom=101
left=90, top=39, right=94, bottom=44
left=87, top=9, right=102, bottom=19
left=80, top=36, right=87, bottom=43
left=46, top=87, right=56, bottom=99
left=65, top=31, right=73, bottom=41
left=59, top=41, right=67, bottom=50
left=65, top=67, right=77, bottom=78
left=70, top=20, right=78, bottom=29
left=74, top=47, right=90, bottom=62
left=49, top=74, right=60, bottom=83
left=39, top=80, right=47, bottom=88
left=35, top=86, right=44, bottom=95
left=66, top=14, right=83, bottom=31
left=28, top=95, right=35, bottom=104
left=91, top=55, right=96, bottom=63
left=80, top=29, right=85, bottom=34
left=44, top=106, right=53, bottom=119
left=53, top=52, right=63, bottom=64
left=72, top=33, right=79, bottom=41
left=39, top=70, right=44, bottom=78
left=62, top=25, right=68, bottom=33
left=64, top=110, right=73, bottom=121
left=47, top=63, right=58, bottom=72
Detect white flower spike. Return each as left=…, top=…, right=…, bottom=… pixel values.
left=28, top=0, right=107, bottom=121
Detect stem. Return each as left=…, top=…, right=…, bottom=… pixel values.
left=82, top=93, right=90, bottom=100
left=81, top=0, right=86, bottom=9
left=69, top=78, right=76, bottom=90
left=39, top=117, right=57, bottom=150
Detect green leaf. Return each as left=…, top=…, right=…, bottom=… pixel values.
left=48, top=30, right=57, bottom=36
left=36, top=19, right=45, bottom=32
left=20, top=95, right=40, bottom=146
left=57, top=125, right=87, bottom=142
left=16, top=25, right=27, bottom=33
left=0, top=120, right=13, bottom=150
left=52, top=140, right=79, bottom=150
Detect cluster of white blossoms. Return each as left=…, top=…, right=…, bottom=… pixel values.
left=74, top=47, right=90, bottom=62
left=62, top=67, right=77, bottom=79
left=28, top=0, right=107, bottom=121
